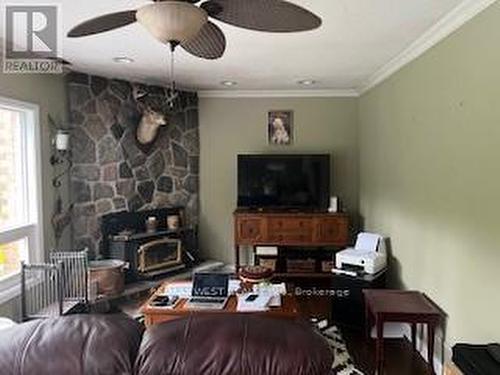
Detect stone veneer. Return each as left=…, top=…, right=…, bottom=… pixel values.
left=67, top=72, right=199, bottom=256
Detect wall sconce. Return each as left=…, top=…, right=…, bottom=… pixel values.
left=50, top=129, right=72, bottom=188
left=54, top=130, right=70, bottom=151
left=48, top=115, right=74, bottom=248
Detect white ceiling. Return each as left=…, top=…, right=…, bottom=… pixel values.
left=6, top=0, right=473, bottom=92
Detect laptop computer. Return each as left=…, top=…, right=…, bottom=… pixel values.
left=185, top=272, right=230, bottom=310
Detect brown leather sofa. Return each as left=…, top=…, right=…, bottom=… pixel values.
left=0, top=314, right=333, bottom=375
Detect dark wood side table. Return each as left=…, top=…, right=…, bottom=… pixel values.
left=363, top=289, right=445, bottom=375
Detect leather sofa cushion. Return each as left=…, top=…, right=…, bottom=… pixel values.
left=135, top=314, right=333, bottom=375
left=0, top=314, right=143, bottom=375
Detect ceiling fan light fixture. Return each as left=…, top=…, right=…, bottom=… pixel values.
left=136, top=2, right=208, bottom=44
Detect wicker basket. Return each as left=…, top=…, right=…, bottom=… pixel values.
left=321, top=260, right=334, bottom=273
left=286, top=258, right=315, bottom=273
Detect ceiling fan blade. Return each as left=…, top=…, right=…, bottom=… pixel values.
left=201, top=0, right=321, bottom=32
left=67, top=10, right=137, bottom=37
left=46, top=57, right=72, bottom=65
left=181, top=21, right=226, bottom=60
left=154, top=0, right=201, bottom=2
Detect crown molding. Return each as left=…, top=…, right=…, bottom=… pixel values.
left=358, top=0, right=498, bottom=95
left=198, top=89, right=359, bottom=98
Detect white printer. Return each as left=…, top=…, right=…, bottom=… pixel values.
left=335, top=232, right=387, bottom=275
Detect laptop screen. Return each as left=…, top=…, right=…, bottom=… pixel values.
left=192, top=273, right=229, bottom=298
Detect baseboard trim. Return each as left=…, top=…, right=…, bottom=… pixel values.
left=403, top=327, right=447, bottom=375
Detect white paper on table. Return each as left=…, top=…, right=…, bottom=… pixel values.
left=272, top=283, right=287, bottom=295
left=237, top=293, right=272, bottom=312
left=159, top=282, right=193, bottom=298
left=253, top=283, right=287, bottom=295
left=267, top=294, right=282, bottom=307
left=252, top=283, right=287, bottom=307
left=228, top=280, right=241, bottom=294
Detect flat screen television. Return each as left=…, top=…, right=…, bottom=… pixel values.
left=237, top=154, right=330, bottom=210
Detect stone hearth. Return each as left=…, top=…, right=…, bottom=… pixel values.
left=67, top=72, right=199, bottom=256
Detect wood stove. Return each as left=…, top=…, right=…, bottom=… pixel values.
left=101, top=207, right=191, bottom=281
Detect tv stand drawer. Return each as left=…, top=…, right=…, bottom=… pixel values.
left=268, top=217, right=312, bottom=232
left=314, top=217, right=349, bottom=244
left=235, top=218, right=264, bottom=242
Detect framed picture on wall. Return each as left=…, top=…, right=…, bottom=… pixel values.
left=268, top=110, right=293, bottom=145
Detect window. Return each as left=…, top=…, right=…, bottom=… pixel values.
left=0, top=97, right=42, bottom=292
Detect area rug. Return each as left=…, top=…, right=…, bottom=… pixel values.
left=322, top=326, right=365, bottom=375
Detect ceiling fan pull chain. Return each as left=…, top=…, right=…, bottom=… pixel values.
left=167, top=41, right=177, bottom=109
left=171, top=45, right=176, bottom=93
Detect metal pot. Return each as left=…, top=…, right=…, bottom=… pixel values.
left=88, top=259, right=126, bottom=298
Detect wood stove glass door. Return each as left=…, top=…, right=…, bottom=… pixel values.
left=137, top=239, right=182, bottom=274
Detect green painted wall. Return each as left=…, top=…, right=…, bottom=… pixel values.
left=0, top=73, right=68, bottom=319
left=199, top=97, right=358, bottom=263
left=359, top=2, right=500, bottom=344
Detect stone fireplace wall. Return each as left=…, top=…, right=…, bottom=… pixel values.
left=67, top=72, right=199, bottom=256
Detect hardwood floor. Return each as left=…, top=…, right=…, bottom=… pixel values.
left=295, top=297, right=433, bottom=374
left=341, top=326, right=434, bottom=375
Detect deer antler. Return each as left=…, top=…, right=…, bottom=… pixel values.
left=132, top=84, right=148, bottom=101
left=165, top=88, right=179, bottom=110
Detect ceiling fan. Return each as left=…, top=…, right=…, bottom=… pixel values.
left=67, top=0, right=322, bottom=60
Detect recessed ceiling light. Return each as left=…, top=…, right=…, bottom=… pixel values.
left=298, top=79, right=316, bottom=86
left=112, top=56, right=134, bottom=64
left=221, top=80, right=237, bottom=87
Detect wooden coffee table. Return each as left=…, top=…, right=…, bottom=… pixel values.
left=363, top=289, right=445, bottom=375
left=141, top=281, right=300, bottom=327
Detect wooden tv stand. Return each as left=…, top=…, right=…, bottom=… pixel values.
left=233, top=209, right=349, bottom=272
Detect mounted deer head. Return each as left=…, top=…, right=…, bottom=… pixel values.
left=136, top=107, right=167, bottom=145
left=133, top=85, right=168, bottom=145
